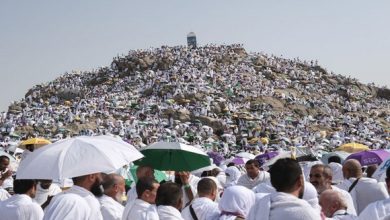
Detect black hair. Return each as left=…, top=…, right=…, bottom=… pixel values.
left=155, top=182, right=183, bottom=207
left=0, top=155, right=10, bottom=162
left=328, top=156, right=341, bottom=164
left=136, top=177, right=158, bottom=198
left=245, top=159, right=260, bottom=168
left=197, top=178, right=217, bottom=197
left=13, top=179, right=36, bottom=194
left=270, top=158, right=302, bottom=192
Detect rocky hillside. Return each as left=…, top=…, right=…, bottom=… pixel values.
left=3, top=45, right=390, bottom=148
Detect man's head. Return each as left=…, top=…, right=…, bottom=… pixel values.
left=0, top=155, right=10, bottom=172
left=14, top=179, right=37, bottom=198
left=319, top=189, right=347, bottom=218
left=39, top=180, right=53, bottom=190
left=102, top=174, right=126, bottom=202
left=270, top=158, right=304, bottom=198
left=156, top=182, right=183, bottom=211
left=366, top=164, right=378, bottom=178
left=328, top=156, right=341, bottom=164
left=136, top=165, right=154, bottom=179
left=245, top=159, right=260, bottom=179
left=72, top=173, right=104, bottom=197
left=342, top=159, right=362, bottom=179
left=136, top=177, right=159, bottom=204
left=385, top=166, right=390, bottom=193
left=197, top=177, right=218, bottom=201
left=309, top=164, right=333, bottom=194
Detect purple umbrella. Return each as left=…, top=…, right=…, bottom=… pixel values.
left=232, top=157, right=247, bottom=165
left=207, top=151, right=224, bottom=166
left=255, top=151, right=279, bottom=166
left=346, top=149, right=390, bottom=166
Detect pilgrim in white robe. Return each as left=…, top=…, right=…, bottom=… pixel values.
left=125, top=187, right=137, bottom=205
left=337, top=177, right=389, bottom=214
left=329, top=209, right=358, bottom=220
left=43, top=193, right=90, bottom=220
left=181, top=174, right=200, bottom=206
left=358, top=198, right=390, bottom=220
left=302, top=181, right=322, bottom=212
left=253, top=180, right=322, bottom=212
left=237, top=171, right=270, bottom=189
left=181, top=197, right=220, bottom=220
left=247, top=192, right=322, bottom=220
left=331, top=185, right=357, bottom=215
left=98, top=194, right=124, bottom=220
left=34, top=183, right=62, bottom=205
left=0, top=194, right=43, bottom=220
left=0, top=188, right=10, bottom=201
left=224, top=166, right=241, bottom=188
left=328, top=162, right=344, bottom=184
left=157, top=205, right=184, bottom=220
left=252, top=179, right=275, bottom=194
left=44, top=185, right=103, bottom=220
left=219, top=185, right=255, bottom=220
left=123, top=198, right=159, bottom=220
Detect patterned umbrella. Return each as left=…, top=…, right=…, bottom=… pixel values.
left=346, top=149, right=390, bottom=166
left=255, top=151, right=279, bottom=166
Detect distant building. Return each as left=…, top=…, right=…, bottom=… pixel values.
left=187, top=32, right=197, bottom=48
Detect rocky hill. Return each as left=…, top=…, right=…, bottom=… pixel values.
left=2, top=44, right=390, bottom=149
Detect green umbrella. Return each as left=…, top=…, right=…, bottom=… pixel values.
left=134, top=142, right=211, bottom=172
left=129, top=165, right=167, bottom=183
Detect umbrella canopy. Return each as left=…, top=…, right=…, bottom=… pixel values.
left=345, top=150, right=390, bottom=166
left=207, top=151, right=224, bottom=166
left=372, top=158, right=390, bottom=182
left=335, top=142, right=369, bottom=153
left=262, top=151, right=293, bottom=169
left=19, top=138, right=52, bottom=150
left=235, top=152, right=255, bottom=160
left=16, top=136, right=144, bottom=179
left=255, top=151, right=279, bottom=166
left=231, top=157, right=247, bottom=165
left=20, top=138, right=51, bottom=146
left=320, top=151, right=350, bottom=164
left=134, top=142, right=211, bottom=172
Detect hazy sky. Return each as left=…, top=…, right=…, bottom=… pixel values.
left=1, top=1, right=390, bottom=111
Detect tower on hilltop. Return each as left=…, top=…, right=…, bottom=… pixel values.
left=187, top=32, right=197, bottom=48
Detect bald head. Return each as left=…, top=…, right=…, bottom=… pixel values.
left=102, top=173, right=126, bottom=202
left=342, top=159, right=362, bottom=179
left=319, top=189, right=347, bottom=217
left=102, top=174, right=124, bottom=191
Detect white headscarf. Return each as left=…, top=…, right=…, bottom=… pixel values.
left=224, top=166, right=241, bottom=187
left=219, top=185, right=255, bottom=220
left=302, top=182, right=321, bottom=212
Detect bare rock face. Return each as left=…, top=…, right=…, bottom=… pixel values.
left=253, top=96, right=285, bottom=111
left=57, top=88, right=83, bottom=100
left=289, top=104, right=308, bottom=117
left=8, top=103, right=22, bottom=112
left=193, top=116, right=224, bottom=131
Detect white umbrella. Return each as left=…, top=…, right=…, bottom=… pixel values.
left=235, top=152, right=255, bottom=160
left=16, top=136, right=144, bottom=179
